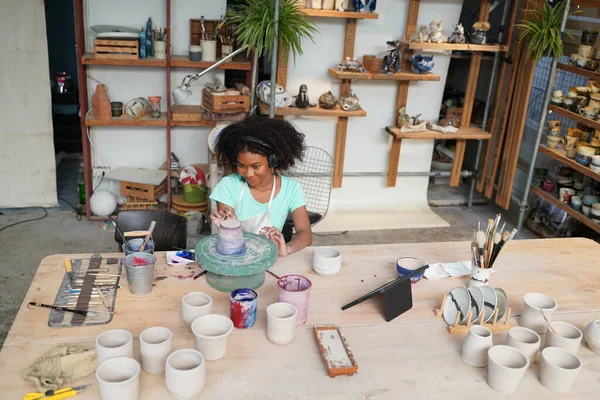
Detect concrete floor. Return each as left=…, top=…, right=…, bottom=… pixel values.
left=0, top=203, right=535, bottom=348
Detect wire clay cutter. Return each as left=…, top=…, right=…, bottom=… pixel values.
left=23, top=384, right=90, bottom=400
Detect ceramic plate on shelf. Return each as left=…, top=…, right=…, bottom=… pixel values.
left=494, top=287, right=508, bottom=321
left=91, top=25, right=140, bottom=39
left=208, top=123, right=232, bottom=154
left=480, top=285, right=498, bottom=323
left=467, top=286, right=484, bottom=323
left=442, top=287, right=471, bottom=326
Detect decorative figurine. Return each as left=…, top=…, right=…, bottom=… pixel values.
left=408, top=25, right=429, bottom=43
left=256, top=81, right=293, bottom=108
left=471, top=21, right=491, bottom=44
left=382, top=40, right=402, bottom=74
left=204, top=74, right=226, bottom=92
left=396, top=106, right=410, bottom=128
left=336, top=57, right=366, bottom=73
left=352, top=0, right=365, bottom=12
left=294, top=84, right=311, bottom=108
left=428, top=20, right=446, bottom=43
left=339, top=91, right=361, bottom=111
left=409, top=54, right=435, bottom=74
left=448, top=23, right=466, bottom=44
left=335, top=0, right=349, bottom=11
left=364, top=0, right=376, bottom=12
left=318, top=91, right=338, bottom=109
left=429, top=123, right=459, bottom=133
left=411, top=113, right=424, bottom=126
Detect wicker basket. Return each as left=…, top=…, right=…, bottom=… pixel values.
left=363, top=57, right=383, bottom=74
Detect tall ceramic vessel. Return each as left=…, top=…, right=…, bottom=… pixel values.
left=216, top=219, right=246, bottom=255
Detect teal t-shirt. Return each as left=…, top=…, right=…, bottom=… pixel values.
left=209, top=174, right=307, bottom=231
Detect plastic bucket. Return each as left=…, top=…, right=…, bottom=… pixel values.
left=123, top=253, right=157, bottom=296
left=185, top=211, right=204, bottom=235
left=183, top=184, right=207, bottom=204
left=124, top=238, right=155, bottom=256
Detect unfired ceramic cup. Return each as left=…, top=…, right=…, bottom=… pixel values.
left=165, top=349, right=206, bottom=399
left=312, top=247, right=342, bottom=276
left=191, top=314, right=234, bottom=361
left=584, top=319, right=600, bottom=354
left=461, top=325, right=493, bottom=367
left=182, top=292, right=213, bottom=326
left=507, top=327, right=541, bottom=364
left=544, top=321, right=583, bottom=354
left=519, top=293, right=557, bottom=334
left=266, top=302, right=298, bottom=345
left=96, top=329, right=133, bottom=366
left=540, top=347, right=582, bottom=393
left=139, top=326, right=172, bottom=374
left=487, top=345, right=529, bottom=394
left=96, top=357, right=140, bottom=400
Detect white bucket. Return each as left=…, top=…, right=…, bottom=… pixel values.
left=201, top=40, right=217, bottom=62
left=185, top=211, right=204, bottom=235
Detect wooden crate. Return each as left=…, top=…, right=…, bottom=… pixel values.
left=172, top=105, right=203, bottom=122
left=94, top=39, right=139, bottom=60
left=121, top=197, right=158, bottom=211
left=202, top=89, right=250, bottom=113
left=120, top=180, right=167, bottom=201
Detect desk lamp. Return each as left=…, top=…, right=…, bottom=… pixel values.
left=172, top=46, right=246, bottom=105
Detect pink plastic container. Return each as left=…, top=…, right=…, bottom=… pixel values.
left=277, top=274, right=312, bottom=326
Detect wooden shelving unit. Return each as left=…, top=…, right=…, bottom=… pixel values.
left=258, top=102, right=366, bottom=117
left=75, top=0, right=253, bottom=220
left=385, top=126, right=492, bottom=140
left=301, top=9, right=379, bottom=19
left=81, top=53, right=166, bottom=67
left=548, top=104, right=600, bottom=130
left=328, top=68, right=439, bottom=81
left=556, top=63, right=600, bottom=81
left=538, top=145, right=600, bottom=182
left=170, top=55, right=251, bottom=70
left=401, top=41, right=505, bottom=52
left=85, top=113, right=168, bottom=127
left=531, top=186, right=600, bottom=234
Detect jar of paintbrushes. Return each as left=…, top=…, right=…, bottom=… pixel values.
left=469, top=215, right=517, bottom=287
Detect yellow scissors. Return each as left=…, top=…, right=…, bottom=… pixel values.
left=23, top=384, right=90, bottom=400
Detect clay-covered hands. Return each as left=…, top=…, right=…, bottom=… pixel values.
left=260, top=226, right=290, bottom=257
left=210, top=208, right=237, bottom=228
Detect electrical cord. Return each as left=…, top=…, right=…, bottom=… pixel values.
left=0, top=208, right=48, bottom=232
left=58, top=197, right=85, bottom=221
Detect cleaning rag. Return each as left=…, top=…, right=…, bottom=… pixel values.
left=22, top=345, right=97, bottom=392
left=424, top=261, right=473, bottom=280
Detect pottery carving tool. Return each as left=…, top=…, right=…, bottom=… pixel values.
left=64, top=258, right=75, bottom=286
left=23, top=384, right=91, bottom=400
left=28, top=302, right=95, bottom=317
left=108, top=215, right=135, bottom=252
left=138, top=220, right=156, bottom=252
left=540, top=309, right=557, bottom=334
left=94, top=284, right=111, bottom=309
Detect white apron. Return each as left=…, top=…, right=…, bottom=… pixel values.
left=235, top=177, right=276, bottom=234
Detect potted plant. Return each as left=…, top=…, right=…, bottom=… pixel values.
left=515, top=1, right=577, bottom=60
left=471, top=21, right=491, bottom=45
left=226, top=0, right=318, bottom=63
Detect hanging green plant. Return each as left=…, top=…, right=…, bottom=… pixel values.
left=515, top=1, right=578, bottom=61
left=226, top=0, right=319, bottom=63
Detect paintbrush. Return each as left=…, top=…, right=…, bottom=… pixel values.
left=193, top=269, right=208, bottom=280
left=266, top=270, right=281, bottom=280
left=109, top=215, right=134, bottom=252
left=138, top=221, right=156, bottom=252
left=29, top=302, right=96, bottom=317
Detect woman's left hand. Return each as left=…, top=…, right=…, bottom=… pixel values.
left=260, top=226, right=290, bottom=256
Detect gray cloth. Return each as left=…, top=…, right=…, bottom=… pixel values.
left=22, top=345, right=97, bottom=392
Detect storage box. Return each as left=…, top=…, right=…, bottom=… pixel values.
left=120, top=180, right=167, bottom=201
left=202, top=89, right=250, bottom=113
left=94, top=39, right=139, bottom=60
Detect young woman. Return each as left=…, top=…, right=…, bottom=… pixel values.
left=209, top=116, right=312, bottom=256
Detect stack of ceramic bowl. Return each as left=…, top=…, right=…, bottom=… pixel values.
left=591, top=203, right=600, bottom=224
left=590, top=155, right=600, bottom=173
left=582, top=195, right=599, bottom=217
left=576, top=146, right=597, bottom=166
left=441, top=285, right=508, bottom=326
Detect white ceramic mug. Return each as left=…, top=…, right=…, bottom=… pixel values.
left=487, top=345, right=529, bottom=394
left=96, top=357, right=140, bottom=400
left=461, top=325, right=493, bottom=367
left=96, top=329, right=133, bottom=366
left=540, top=347, right=582, bottom=393
left=182, top=292, right=213, bottom=326
left=266, top=302, right=298, bottom=345
left=165, top=349, right=206, bottom=399
left=507, top=327, right=541, bottom=364
left=519, top=293, right=557, bottom=334
left=139, top=326, right=172, bottom=374
left=191, top=314, right=234, bottom=361
left=544, top=321, right=583, bottom=354
left=312, top=247, right=342, bottom=276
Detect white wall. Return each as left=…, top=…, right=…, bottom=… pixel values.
left=87, top=0, right=464, bottom=216
left=0, top=0, right=58, bottom=208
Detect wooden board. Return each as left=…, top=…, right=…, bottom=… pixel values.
left=538, top=144, right=600, bottom=182
left=170, top=55, right=251, bottom=70
left=2, top=239, right=600, bottom=398
left=450, top=140, right=467, bottom=187
left=85, top=113, right=167, bottom=127
left=401, top=41, right=505, bottom=52
left=548, top=104, right=600, bottom=130
left=257, top=102, right=367, bottom=117
left=557, top=62, right=600, bottom=81
left=171, top=105, right=203, bottom=121
left=105, top=168, right=167, bottom=186
left=313, top=325, right=358, bottom=377
left=531, top=186, right=600, bottom=233
left=385, top=126, right=492, bottom=140
left=171, top=195, right=208, bottom=212
left=301, top=9, right=379, bottom=19
left=328, top=68, right=440, bottom=81
left=82, top=53, right=165, bottom=67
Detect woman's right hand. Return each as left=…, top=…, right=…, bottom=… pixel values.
left=209, top=208, right=237, bottom=228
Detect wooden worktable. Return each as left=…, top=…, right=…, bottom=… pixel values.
left=1, top=238, right=599, bottom=399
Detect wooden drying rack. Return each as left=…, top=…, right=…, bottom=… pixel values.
left=433, top=292, right=513, bottom=334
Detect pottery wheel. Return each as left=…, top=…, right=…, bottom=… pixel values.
left=195, top=232, right=277, bottom=277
